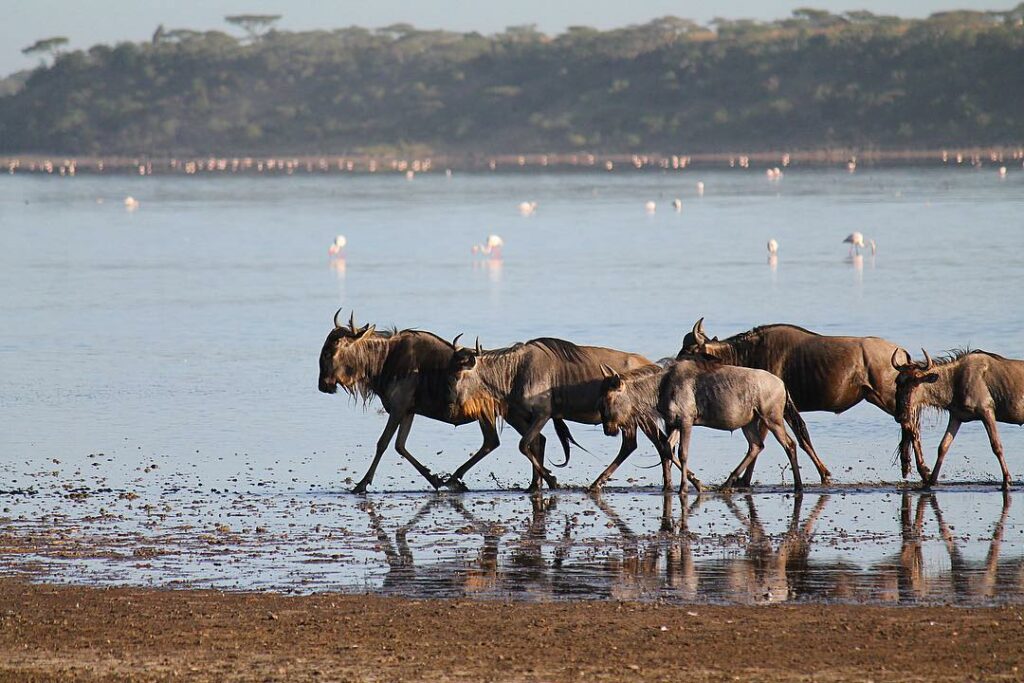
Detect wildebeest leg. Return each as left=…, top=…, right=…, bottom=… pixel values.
left=587, top=427, right=638, bottom=493
left=912, top=433, right=931, bottom=483
left=393, top=414, right=444, bottom=490
left=647, top=426, right=702, bottom=492
left=980, top=412, right=1012, bottom=491
left=738, top=422, right=768, bottom=487
left=676, top=425, right=694, bottom=495
left=723, top=422, right=764, bottom=491
left=925, top=415, right=961, bottom=489
left=507, top=414, right=557, bottom=491
left=352, top=413, right=404, bottom=494
left=766, top=418, right=802, bottom=491
left=443, top=418, right=501, bottom=492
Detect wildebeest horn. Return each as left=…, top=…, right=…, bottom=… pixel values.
left=697, top=317, right=706, bottom=336
left=333, top=307, right=343, bottom=329
left=891, top=348, right=904, bottom=370
left=600, top=364, right=617, bottom=378
left=920, top=348, right=933, bottom=371
left=474, top=337, right=482, bottom=355
left=451, top=333, right=463, bottom=350
left=348, top=311, right=357, bottom=332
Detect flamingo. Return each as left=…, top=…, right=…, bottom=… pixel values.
left=696, top=181, right=705, bottom=196
left=843, top=232, right=865, bottom=256
left=767, top=239, right=778, bottom=256
left=644, top=201, right=656, bottom=214
left=472, top=234, right=504, bottom=259
left=328, top=235, right=347, bottom=257
left=672, top=198, right=682, bottom=211
left=518, top=201, right=537, bottom=216
left=123, top=196, right=139, bottom=211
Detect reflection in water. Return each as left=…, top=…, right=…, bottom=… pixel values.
left=342, top=491, right=1023, bottom=605
left=2, top=489, right=1021, bottom=605
left=329, top=257, right=346, bottom=277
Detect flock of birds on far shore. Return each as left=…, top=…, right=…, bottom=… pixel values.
left=319, top=177, right=874, bottom=265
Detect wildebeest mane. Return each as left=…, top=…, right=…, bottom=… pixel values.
left=722, top=323, right=821, bottom=345
left=528, top=337, right=591, bottom=364
left=676, top=351, right=725, bottom=370
left=933, top=347, right=1006, bottom=365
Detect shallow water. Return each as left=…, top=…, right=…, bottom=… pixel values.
left=1, top=486, right=1021, bottom=605
left=1, top=167, right=1023, bottom=600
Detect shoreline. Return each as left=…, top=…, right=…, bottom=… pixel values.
left=3, top=146, right=1023, bottom=177
left=1, top=577, right=1021, bottom=682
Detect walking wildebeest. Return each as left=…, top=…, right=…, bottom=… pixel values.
left=679, top=318, right=930, bottom=483
left=601, top=356, right=810, bottom=492
left=318, top=310, right=574, bottom=493
left=892, top=348, right=1024, bottom=490
left=446, top=337, right=701, bottom=492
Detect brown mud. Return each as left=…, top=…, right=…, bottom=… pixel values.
left=1, top=578, right=1022, bottom=682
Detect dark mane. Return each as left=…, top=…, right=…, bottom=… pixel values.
left=934, top=347, right=1007, bottom=365
left=527, top=337, right=591, bottom=364
left=723, top=323, right=821, bottom=343
left=620, top=363, right=665, bottom=381
left=676, top=351, right=725, bottom=370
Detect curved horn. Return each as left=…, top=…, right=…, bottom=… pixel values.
left=451, top=333, right=464, bottom=350
left=600, top=363, right=616, bottom=378
left=891, top=348, right=904, bottom=370
left=691, top=318, right=703, bottom=338
left=348, top=311, right=357, bottom=332
left=474, top=337, right=483, bottom=355
left=696, top=317, right=706, bottom=336
left=333, top=307, right=343, bottom=329
left=920, top=348, right=933, bottom=371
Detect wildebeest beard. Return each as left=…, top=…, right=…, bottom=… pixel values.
left=603, top=364, right=665, bottom=433
left=333, top=334, right=395, bottom=403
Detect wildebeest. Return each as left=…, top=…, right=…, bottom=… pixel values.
left=318, top=310, right=573, bottom=493
left=892, top=348, right=1024, bottom=490
left=601, top=356, right=810, bottom=492
left=447, top=337, right=701, bottom=491
left=679, top=318, right=930, bottom=483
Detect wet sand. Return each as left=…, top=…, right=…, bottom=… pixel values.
left=1, top=577, right=1021, bottom=682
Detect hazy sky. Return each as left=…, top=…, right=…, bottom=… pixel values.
left=4, top=0, right=1004, bottom=75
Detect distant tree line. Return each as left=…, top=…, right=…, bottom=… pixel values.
left=1, top=7, right=1023, bottom=155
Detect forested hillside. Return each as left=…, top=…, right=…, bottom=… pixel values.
left=2, top=8, right=1023, bottom=155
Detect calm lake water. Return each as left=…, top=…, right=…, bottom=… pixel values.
left=1, top=167, right=1023, bottom=601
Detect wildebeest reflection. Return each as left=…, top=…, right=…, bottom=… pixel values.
left=354, top=493, right=1022, bottom=605
left=318, top=310, right=574, bottom=492
left=680, top=319, right=925, bottom=483
left=892, top=348, right=1024, bottom=490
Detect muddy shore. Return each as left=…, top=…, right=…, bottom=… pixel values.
left=1, top=578, right=1021, bottom=682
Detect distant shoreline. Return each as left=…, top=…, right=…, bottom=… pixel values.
left=4, top=146, right=1022, bottom=176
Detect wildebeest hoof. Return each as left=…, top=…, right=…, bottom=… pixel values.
left=443, top=477, right=470, bottom=493
left=351, top=481, right=370, bottom=495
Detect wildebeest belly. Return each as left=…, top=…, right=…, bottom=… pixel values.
left=780, top=350, right=868, bottom=413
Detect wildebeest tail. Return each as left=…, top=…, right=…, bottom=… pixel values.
left=551, top=418, right=587, bottom=467
left=783, top=392, right=814, bottom=453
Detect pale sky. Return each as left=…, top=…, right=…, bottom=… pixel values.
left=3, top=0, right=1006, bottom=76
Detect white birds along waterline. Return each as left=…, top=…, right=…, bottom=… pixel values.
left=645, top=201, right=656, bottom=214
left=518, top=201, right=538, bottom=216
left=472, top=234, right=504, bottom=258
left=672, top=198, right=682, bottom=211
left=767, top=239, right=779, bottom=255
left=697, top=181, right=705, bottom=196
left=123, top=196, right=139, bottom=210
left=328, top=235, right=347, bottom=257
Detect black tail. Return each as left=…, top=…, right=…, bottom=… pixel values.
left=551, top=418, right=587, bottom=468
left=783, top=392, right=814, bottom=454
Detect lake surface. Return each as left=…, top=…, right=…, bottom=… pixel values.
left=1, top=167, right=1023, bottom=602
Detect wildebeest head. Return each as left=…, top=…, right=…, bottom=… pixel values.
left=598, top=364, right=628, bottom=436
left=318, top=308, right=375, bottom=394
left=679, top=317, right=710, bottom=355
left=891, top=348, right=939, bottom=429
left=447, top=337, right=497, bottom=419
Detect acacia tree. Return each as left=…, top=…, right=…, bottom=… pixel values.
left=21, top=37, right=68, bottom=64
left=225, top=14, right=281, bottom=41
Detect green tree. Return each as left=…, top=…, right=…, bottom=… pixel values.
left=225, top=14, right=281, bottom=41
